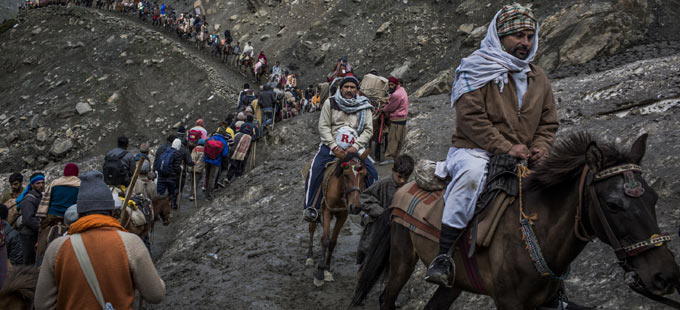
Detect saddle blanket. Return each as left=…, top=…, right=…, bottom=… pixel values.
left=390, top=181, right=514, bottom=248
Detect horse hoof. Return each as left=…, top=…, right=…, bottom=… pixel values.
left=313, top=277, right=324, bottom=287
left=305, top=258, right=314, bottom=266
left=324, top=270, right=334, bottom=282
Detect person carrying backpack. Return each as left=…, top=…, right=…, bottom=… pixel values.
left=203, top=133, right=229, bottom=201
left=187, top=119, right=208, bottom=149
left=154, top=139, right=183, bottom=209
left=103, top=136, right=136, bottom=187
left=35, top=171, right=165, bottom=309
left=189, top=139, right=206, bottom=201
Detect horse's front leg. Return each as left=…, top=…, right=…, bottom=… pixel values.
left=323, top=210, right=347, bottom=282
left=314, top=206, right=331, bottom=287
left=306, top=222, right=316, bottom=266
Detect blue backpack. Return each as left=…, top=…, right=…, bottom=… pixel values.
left=155, top=147, right=176, bottom=176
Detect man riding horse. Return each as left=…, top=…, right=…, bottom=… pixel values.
left=423, top=4, right=581, bottom=306
left=303, top=75, right=379, bottom=222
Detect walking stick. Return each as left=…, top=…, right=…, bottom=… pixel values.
left=250, top=141, right=257, bottom=170
left=193, top=167, right=198, bottom=208
left=122, top=157, right=145, bottom=228
left=176, top=165, right=183, bottom=210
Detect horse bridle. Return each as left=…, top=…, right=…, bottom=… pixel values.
left=341, top=160, right=362, bottom=203
left=575, top=164, right=680, bottom=308
left=575, top=164, right=672, bottom=268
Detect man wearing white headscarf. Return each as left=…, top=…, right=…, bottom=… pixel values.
left=426, top=3, right=559, bottom=287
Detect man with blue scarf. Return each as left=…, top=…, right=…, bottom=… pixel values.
left=303, top=74, right=379, bottom=222
left=16, top=172, right=46, bottom=265
left=426, top=3, right=560, bottom=288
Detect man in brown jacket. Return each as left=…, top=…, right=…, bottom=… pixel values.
left=425, top=4, right=559, bottom=287
left=34, top=171, right=165, bottom=309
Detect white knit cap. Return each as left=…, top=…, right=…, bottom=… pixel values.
left=172, top=138, right=182, bottom=150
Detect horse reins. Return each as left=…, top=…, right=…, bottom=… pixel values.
left=575, top=164, right=672, bottom=268
left=574, top=163, right=679, bottom=308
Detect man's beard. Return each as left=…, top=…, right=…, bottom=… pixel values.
left=389, top=87, right=396, bottom=94
left=511, top=46, right=530, bottom=60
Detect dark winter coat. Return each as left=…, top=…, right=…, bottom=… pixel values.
left=2, top=220, right=24, bottom=265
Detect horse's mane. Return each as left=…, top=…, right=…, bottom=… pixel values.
left=334, top=152, right=362, bottom=177
left=0, top=265, right=39, bottom=301
left=527, top=131, right=633, bottom=191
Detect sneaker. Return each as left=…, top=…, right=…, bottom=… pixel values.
left=425, top=254, right=454, bottom=287
left=379, top=159, right=394, bottom=166
left=189, top=196, right=194, bottom=201
left=303, top=207, right=319, bottom=222
left=201, top=186, right=206, bottom=192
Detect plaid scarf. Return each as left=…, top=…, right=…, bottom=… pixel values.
left=496, top=4, right=536, bottom=37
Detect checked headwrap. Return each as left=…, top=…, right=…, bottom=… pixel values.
left=496, top=3, right=536, bottom=37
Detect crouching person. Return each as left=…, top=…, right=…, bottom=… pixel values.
left=355, top=154, right=414, bottom=267
left=35, top=171, right=165, bottom=309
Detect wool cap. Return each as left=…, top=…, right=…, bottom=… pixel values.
left=198, top=139, right=206, bottom=146
left=64, top=163, right=79, bottom=177
left=64, top=204, right=79, bottom=226
left=77, top=171, right=115, bottom=214
left=172, top=138, right=182, bottom=150
left=340, top=74, right=360, bottom=90
left=388, top=76, right=400, bottom=85
left=196, top=119, right=204, bottom=127
left=177, top=125, right=186, bottom=133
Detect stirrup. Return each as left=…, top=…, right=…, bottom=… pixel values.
left=303, top=207, right=319, bottom=222
left=425, top=254, right=455, bottom=287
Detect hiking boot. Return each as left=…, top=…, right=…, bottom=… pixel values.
left=425, top=254, right=454, bottom=287
left=303, top=207, right=319, bottom=222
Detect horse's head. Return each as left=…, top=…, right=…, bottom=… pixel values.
left=584, top=133, right=680, bottom=296
left=335, top=152, right=368, bottom=213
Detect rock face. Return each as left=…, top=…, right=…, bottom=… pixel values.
left=413, top=69, right=454, bottom=98
left=50, top=138, right=73, bottom=156
left=538, top=0, right=653, bottom=71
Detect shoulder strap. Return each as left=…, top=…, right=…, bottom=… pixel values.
left=70, top=234, right=108, bottom=310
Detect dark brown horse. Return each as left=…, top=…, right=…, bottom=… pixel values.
left=0, top=265, right=39, bottom=310
left=307, top=152, right=368, bottom=287
left=153, top=196, right=171, bottom=226
left=352, top=132, right=680, bottom=309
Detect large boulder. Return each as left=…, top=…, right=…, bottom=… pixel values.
left=538, top=0, right=653, bottom=71
left=413, top=69, right=454, bottom=98
left=50, top=138, right=73, bottom=157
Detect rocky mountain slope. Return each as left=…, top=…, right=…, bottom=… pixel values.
left=152, top=0, right=680, bottom=93
left=147, top=47, right=680, bottom=309
left=1, top=3, right=680, bottom=310
left=0, top=6, right=248, bottom=174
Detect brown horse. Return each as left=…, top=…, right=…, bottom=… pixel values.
left=307, top=152, right=368, bottom=287
left=239, top=55, right=253, bottom=75
left=0, top=265, right=39, bottom=310
left=352, top=132, right=680, bottom=309
left=152, top=196, right=171, bottom=226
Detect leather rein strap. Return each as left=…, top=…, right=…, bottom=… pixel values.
left=576, top=164, right=679, bottom=308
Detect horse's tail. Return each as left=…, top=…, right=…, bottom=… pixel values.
left=349, top=208, right=393, bottom=308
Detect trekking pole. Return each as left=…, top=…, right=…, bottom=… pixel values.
left=193, top=167, right=198, bottom=208
left=122, top=157, right=145, bottom=228
left=176, top=165, right=183, bottom=210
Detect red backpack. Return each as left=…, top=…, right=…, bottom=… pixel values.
left=188, top=129, right=202, bottom=145
left=205, top=139, right=225, bottom=160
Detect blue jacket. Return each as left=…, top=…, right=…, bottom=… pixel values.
left=204, top=134, right=230, bottom=167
